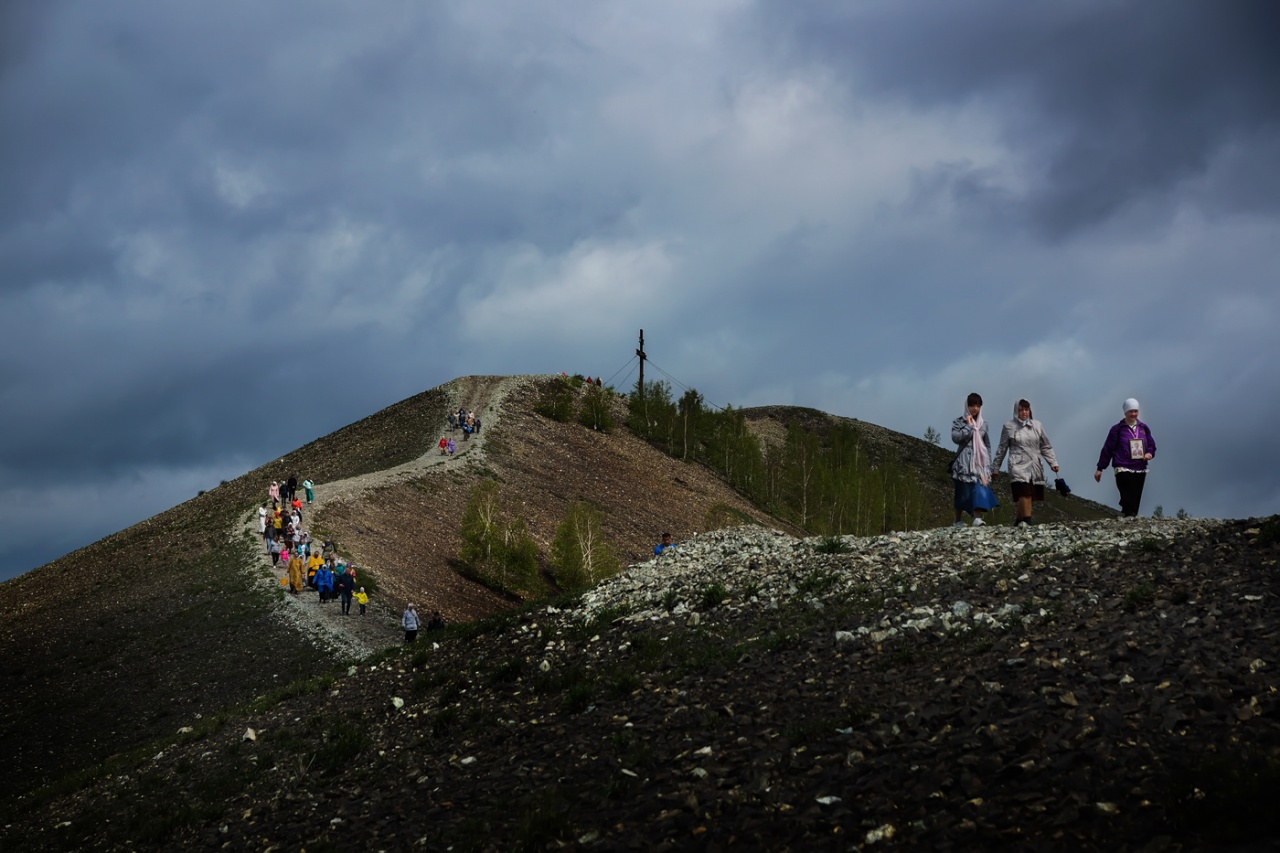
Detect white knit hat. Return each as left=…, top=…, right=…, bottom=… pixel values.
left=1123, top=398, right=1140, bottom=413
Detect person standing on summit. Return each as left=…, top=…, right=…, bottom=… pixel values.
left=1094, top=398, right=1157, bottom=517
left=992, top=399, right=1060, bottom=527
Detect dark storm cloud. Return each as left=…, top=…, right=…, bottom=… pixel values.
left=3, top=0, right=1279, bottom=581
left=0, top=0, right=599, bottom=266
left=754, top=0, right=1280, bottom=236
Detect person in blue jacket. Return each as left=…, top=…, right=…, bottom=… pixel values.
left=654, top=532, right=676, bottom=556
left=316, top=563, right=335, bottom=603
left=1094, top=398, right=1157, bottom=517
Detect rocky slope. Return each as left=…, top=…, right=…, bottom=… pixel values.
left=6, top=515, right=1279, bottom=851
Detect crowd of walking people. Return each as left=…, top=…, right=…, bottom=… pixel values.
left=950, top=394, right=1157, bottom=527
left=259, top=402, right=493, bottom=637
left=257, top=418, right=465, bottom=641
left=257, top=477, right=368, bottom=616
left=445, top=408, right=481, bottom=441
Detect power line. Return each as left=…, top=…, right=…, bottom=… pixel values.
left=616, top=364, right=637, bottom=392
left=644, top=358, right=733, bottom=414
left=603, top=355, right=638, bottom=389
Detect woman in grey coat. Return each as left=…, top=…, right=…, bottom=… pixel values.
left=950, top=392, right=996, bottom=527
left=991, top=398, right=1059, bottom=526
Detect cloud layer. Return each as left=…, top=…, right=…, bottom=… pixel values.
left=4, top=1, right=1278, bottom=578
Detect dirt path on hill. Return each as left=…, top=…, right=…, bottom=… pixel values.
left=237, top=375, right=541, bottom=659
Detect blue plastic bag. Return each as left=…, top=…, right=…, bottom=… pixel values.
left=973, top=483, right=1000, bottom=511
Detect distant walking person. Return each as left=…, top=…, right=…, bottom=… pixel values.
left=1094, top=398, right=1156, bottom=517
left=402, top=603, right=420, bottom=643
left=302, top=478, right=314, bottom=504
left=287, top=552, right=304, bottom=595
left=337, top=567, right=355, bottom=616
left=992, top=399, right=1060, bottom=527
left=950, top=393, right=997, bottom=527
left=356, top=587, right=368, bottom=616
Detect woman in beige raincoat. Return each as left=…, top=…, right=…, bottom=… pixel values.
left=991, top=398, right=1059, bottom=526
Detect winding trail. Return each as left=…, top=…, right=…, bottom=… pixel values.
left=238, top=375, right=541, bottom=659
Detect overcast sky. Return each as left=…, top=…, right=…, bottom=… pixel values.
left=4, top=0, right=1279, bottom=580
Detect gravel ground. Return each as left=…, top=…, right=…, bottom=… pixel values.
left=14, top=514, right=1280, bottom=852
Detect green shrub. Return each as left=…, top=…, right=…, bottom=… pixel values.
left=534, top=377, right=576, bottom=422
left=550, top=502, right=620, bottom=591
left=459, top=480, right=539, bottom=595
left=578, top=383, right=615, bottom=432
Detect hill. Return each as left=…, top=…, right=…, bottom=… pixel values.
left=0, top=374, right=799, bottom=807
left=7, top=373, right=1228, bottom=850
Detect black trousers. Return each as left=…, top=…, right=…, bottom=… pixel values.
left=1115, top=472, right=1147, bottom=517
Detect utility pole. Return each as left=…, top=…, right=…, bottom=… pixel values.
left=636, top=329, right=646, bottom=402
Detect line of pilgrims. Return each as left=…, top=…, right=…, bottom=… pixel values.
left=439, top=407, right=481, bottom=454
left=257, top=477, right=367, bottom=616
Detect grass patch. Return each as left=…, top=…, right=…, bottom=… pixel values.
left=798, top=568, right=841, bottom=595
left=607, top=671, right=641, bottom=697
left=1017, top=545, right=1054, bottom=569
left=814, top=535, right=852, bottom=554
left=703, top=503, right=759, bottom=530
left=430, top=705, right=462, bottom=736
left=562, top=681, right=596, bottom=714
left=515, top=786, right=576, bottom=851
left=249, top=674, right=337, bottom=713
left=489, top=656, right=527, bottom=685
left=699, top=582, right=729, bottom=609
left=313, top=715, right=371, bottom=777
left=1122, top=582, right=1155, bottom=613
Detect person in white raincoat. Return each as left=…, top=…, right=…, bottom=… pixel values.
left=991, top=398, right=1059, bottom=526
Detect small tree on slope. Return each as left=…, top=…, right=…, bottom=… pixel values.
left=550, top=502, right=620, bottom=590
left=459, top=480, right=539, bottom=595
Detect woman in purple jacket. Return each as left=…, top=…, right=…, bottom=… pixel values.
left=1094, top=398, right=1156, bottom=517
